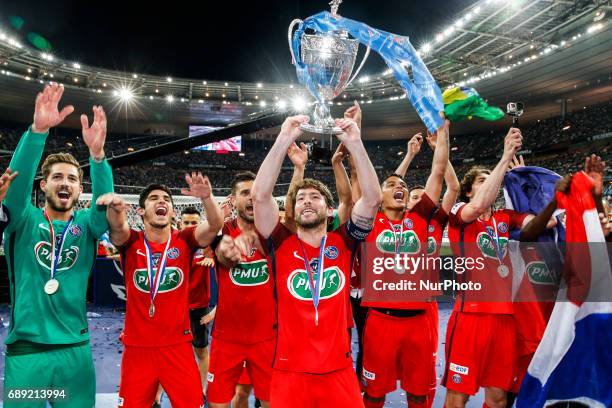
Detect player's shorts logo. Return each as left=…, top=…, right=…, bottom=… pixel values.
left=498, top=222, right=508, bottom=234
left=35, top=242, right=80, bottom=271
left=526, top=261, right=556, bottom=285
left=375, top=230, right=421, bottom=254
left=476, top=233, right=508, bottom=260
left=167, top=247, right=180, bottom=259
left=207, top=373, right=214, bottom=383
left=427, top=236, right=437, bottom=255
left=449, top=362, right=469, bottom=375
left=452, top=374, right=462, bottom=384
left=133, top=267, right=184, bottom=293
left=324, top=246, right=339, bottom=260
left=362, top=369, right=376, bottom=381
left=229, top=260, right=270, bottom=286
left=68, top=224, right=82, bottom=237
left=287, top=266, right=345, bottom=301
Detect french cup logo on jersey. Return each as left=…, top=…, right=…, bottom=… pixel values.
left=229, top=259, right=270, bottom=286
left=526, top=261, right=556, bottom=285
left=133, top=267, right=184, bottom=293
left=287, top=266, right=345, bottom=301
left=68, top=224, right=82, bottom=237
left=375, top=230, right=421, bottom=254
left=324, top=246, right=338, bottom=260
left=35, top=242, right=80, bottom=271
left=476, top=233, right=508, bottom=260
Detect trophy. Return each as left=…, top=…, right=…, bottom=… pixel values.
left=288, top=0, right=370, bottom=134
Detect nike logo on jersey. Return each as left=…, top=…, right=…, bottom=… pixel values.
left=136, top=249, right=147, bottom=257
left=293, top=251, right=305, bottom=262
left=38, top=223, right=50, bottom=232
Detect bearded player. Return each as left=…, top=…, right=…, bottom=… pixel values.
left=98, top=174, right=222, bottom=408
left=207, top=171, right=276, bottom=408
left=3, top=83, right=113, bottom=408
left=360, top=118, right=449, bottom=408
left=247, top=115, right=381, bottom=407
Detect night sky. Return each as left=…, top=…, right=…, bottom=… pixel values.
left=1, top=0, right=474, bottom=82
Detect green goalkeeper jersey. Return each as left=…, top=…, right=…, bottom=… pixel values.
left=3, top=127, right=113, bottom=346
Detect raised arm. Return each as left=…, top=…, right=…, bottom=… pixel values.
left=81, top=106, right=115, bottom=238
left=395, top=133, right=423, bottom=178
left=5, top=83, right=74, bottom=230
left=424, top=120, right=450, bottom=203
left=181, top=172, right=223, bottom=247
left=96, top=193, right=130, bottom=247
left=331, top=144, right=353, bottom=225
left=425, top=132, right=459, bottom=213
left=252, top=115, right=309, bottom=238
left=459, top=127, right=523, bottom=223
left=284, top=142, right=308, bottom=232
left=335, top=118, right=382, bottom=230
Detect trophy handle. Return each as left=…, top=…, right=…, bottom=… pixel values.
left=346, top=45, right=371, bottom=88
left=288, top=19, right=303, bottom=65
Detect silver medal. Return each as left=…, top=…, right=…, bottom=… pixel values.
left=497, top=264, right=510, bottom=278
left=44, top=278, right=60, bottom=295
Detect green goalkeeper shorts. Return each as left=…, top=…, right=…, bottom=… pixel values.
left=3, top=341, right=95, bottom=407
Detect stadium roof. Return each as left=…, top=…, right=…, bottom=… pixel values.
left=0, top=0, right=610, bottom=140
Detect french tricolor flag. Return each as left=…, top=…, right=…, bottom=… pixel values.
left=517, top=171, right=612, bottom=408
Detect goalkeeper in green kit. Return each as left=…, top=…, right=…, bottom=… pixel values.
left=2, top=83, right=114, bottom=407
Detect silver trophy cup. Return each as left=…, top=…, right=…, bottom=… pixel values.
left=288, top=19, right=369, bottom=134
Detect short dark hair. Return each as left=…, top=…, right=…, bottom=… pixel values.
left=459, top=166, right=491, bottom=203
left=409, top=185, right=425, bottom=193
left=231, top=171, right=256, bottom=194
left=139, top=184, right=174, bottom=208
left=181, top=206, right=200, bottom=217
left=382, top=173, right=406, bottom=187
left=289, top=178, right=334, bottom=212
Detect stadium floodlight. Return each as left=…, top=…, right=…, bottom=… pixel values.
left=119, top=87, right=134, bottom=102
left=421, top=43, right=432, bottom=54
left=292, top=96, right=306, bottom=111
left=257, top=83, right=263, bottom=88
left=72, top=62, right=81, bottom=69
left=202, top=81, right=207, bottom=85
left=358, top=75, right=370, bottom=83
left=587, top=23, right=603, bottom=34
left=435, top=34, right=444, bottom=43
left=277, top=100, right=288, bottom=110
left=132, top=74, right=138, bottom=79
left=166, top=95, right=174, bottom=103
left=260, top=100, right=267, bottom=107
left=166, top=77, right=172, bottom=83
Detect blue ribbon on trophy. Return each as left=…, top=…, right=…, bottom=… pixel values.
left=289, top=10, right=444, bottom=133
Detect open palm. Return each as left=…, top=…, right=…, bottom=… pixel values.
left=32, top=83, right=74, bottom=133
left=181, top=172, right=212, bottom=200
left=81, top=106, right=107, bottom=158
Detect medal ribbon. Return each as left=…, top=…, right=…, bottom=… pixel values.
left=387, top=220, right=404, bottom=256
left=297, top=235, right=327, bottom=326
left=43, top=209, right=74, bottom=280
left=143, top=234, right=173, bottom=310
left=480, top=217, right=504, bottom=266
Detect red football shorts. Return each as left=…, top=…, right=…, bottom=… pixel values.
left=270, top=366, right=363, bottom=408
left=207, top=337, right=274, bottom=403
left=238, top=362, right=251, bottom=385
left=361, top=308, right=437, bottom=397
left=442, top=311, right=517, bottom=395
left=118, top=342, right=203, bottom=408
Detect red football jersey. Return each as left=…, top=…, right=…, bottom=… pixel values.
left=448, top=203, right=528, bottom=314
left=120, top=228, right=198, bottom=346
left=424, top=207, right=449, bottom=297
left=266, top=221, right=362, bottom=374
left=361, top=193, right=437, bottom=309
left=212, top=219, right=277, bottom=344
left=188, top=247, right=211, bottom=310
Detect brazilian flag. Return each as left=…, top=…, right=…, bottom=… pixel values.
left=443, top=86, right=505, bottom=122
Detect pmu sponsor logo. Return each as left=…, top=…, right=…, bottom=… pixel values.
left=34, top=242, right=80, bottom=271
left=133, top=267, right=184, bottom=293
left=449, top=362, right=469, bottom=375
left=287, top=267, right=345, bottom=301
left=427, top=236, right=437, bottom=255
left=476, top=233, right=508, bottom=260
left=229, top=260, right=270, bottom=286
left=526, top=261, right=556, bottom=285
left=375, top=230, right=421, bottom=254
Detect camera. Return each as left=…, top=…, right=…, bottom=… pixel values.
left=506, top=102, right=524, bottom=125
